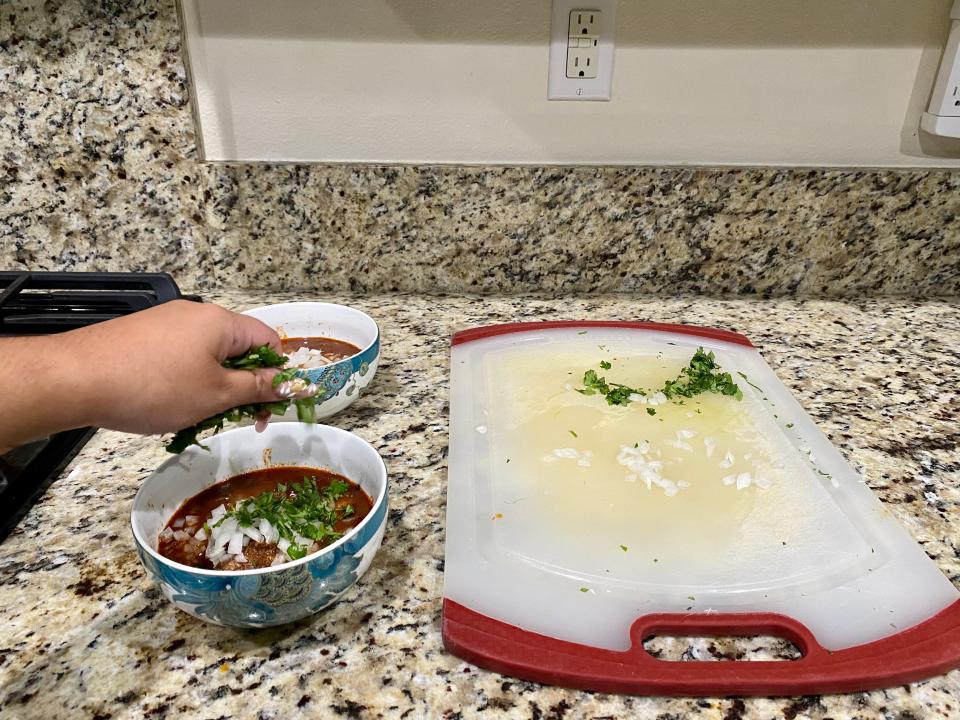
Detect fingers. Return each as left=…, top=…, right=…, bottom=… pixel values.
left=254, top=409, right=272, bottom=433
left=224, top=310, right=283, bottom=360
left=220, top=367, right=284, bottom=407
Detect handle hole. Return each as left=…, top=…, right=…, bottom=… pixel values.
left=642, top=635, right=803, bottom=662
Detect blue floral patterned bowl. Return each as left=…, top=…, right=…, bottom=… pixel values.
left=131, top=423, right=388, bottom=628
left=243, top=302, right=380, bottom=421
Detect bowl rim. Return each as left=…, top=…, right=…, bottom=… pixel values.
left=242, top=301, right=381, bottom=362
left=131, top=423, right=388, bottom=578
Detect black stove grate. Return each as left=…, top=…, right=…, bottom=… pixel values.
left=0, top=271, right=193, bottom=541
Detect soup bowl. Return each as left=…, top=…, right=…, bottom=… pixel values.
left=132, top=423, right=388, bottom=628
left=244, top=302, right=380, bottom=421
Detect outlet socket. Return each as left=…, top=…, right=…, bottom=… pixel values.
left=548, top=0, right=616, bottom=101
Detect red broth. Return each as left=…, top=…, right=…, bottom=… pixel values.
left=158, top=466, right=372, bottom=571
left=281, top=336, right=361, bottom=362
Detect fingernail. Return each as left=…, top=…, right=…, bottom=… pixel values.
left=276, top=381, right=294, bottom=398
left=293, top=384, right=319, bottom=399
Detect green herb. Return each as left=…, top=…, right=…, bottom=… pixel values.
left=786, top=423, right=794, bottom=429
left=662, top=349, right=743, bottom=401
left=165, top=345, right=318, bottom=453
left=222, top=475, right=351, bottom=560
left=575, top=347, right=742, bottom=410
left=222, top=344, right=286, bottom=370
left=577, top=369, right=643, bottom=406
left=620, top=544, right=628, bottom=552
left=569, top=430, right=578, bottom=438
left=579, top=587, right=590, bottom=593
left=736, top=371, right=764, bottom=393
left=687, top=595, right=696, bottom=601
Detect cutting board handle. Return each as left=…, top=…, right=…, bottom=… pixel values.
left=443, top=599, right=960, bottom=696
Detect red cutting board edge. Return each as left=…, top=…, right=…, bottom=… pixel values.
left=444, top=320, right=960, bottom=696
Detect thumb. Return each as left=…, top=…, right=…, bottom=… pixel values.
left=220, top=367, right=284, bottom=407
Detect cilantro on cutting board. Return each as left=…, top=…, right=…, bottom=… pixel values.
left=577, top=347, right=743, bottom=409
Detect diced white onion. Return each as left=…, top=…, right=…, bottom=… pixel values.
left=172, top=518, right=184, bottom=529
left=227, top=532, right=244, bottom=556
left=277, top=538, right=291, bottom=552
left=159, top=527, right=174, bottom=541
left=194, top=527, right=207, bottom=541
left=185, top=515, right=200, bottom=525
left=704, top=437, right=716, bottom=458
left=210, top=505, right=227, bottom=522
left=241, top=526, right=264, bottom=543
left=286, top=346, right=334, bottom=369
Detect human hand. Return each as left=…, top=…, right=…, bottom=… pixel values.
left=43, top=300, right=292, bottom=437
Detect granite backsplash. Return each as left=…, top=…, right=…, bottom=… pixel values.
left=2, top=0, right=959, bottom=297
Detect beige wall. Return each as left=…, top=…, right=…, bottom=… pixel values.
left=182, top=0, right=960, bottom=166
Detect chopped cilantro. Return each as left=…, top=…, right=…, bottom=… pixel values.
left=220, top=475, right=351, bottom=560
left=736, top=371, right=764, bottom=393
left=687, top=595, right=696, bottom=601
left=569, top=430, right=578, bottom=438
left=662, top=349, right=743, bottom=401
left=786, top=423, right=794, bottom=429
left=166, top=345, right=317, bottom=453
left=620, top=544, right=628, bottom=552
left=579, top=587, right=589, bottom=593
left=576, top=348, right=742, bottom=410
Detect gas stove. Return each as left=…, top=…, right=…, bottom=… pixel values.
left=0, top=271, right=195, bottom=541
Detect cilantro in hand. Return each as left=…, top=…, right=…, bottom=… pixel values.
left=165, top=345, right=318, bottom=453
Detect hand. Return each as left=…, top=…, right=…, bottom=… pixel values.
left=0, top=300, right=289, bottom=450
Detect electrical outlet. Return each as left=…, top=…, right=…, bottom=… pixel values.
left=548, top=0, right=616, bottom=101
left=566, top=10, right=599, bottom=79
left=921, top=1, right=960, bottom=137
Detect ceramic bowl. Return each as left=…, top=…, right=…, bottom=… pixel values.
left=244, top=302, right=380, bottom=421
left=131, top=423, right=388, bottom=628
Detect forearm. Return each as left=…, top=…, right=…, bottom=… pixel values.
left=0, top=334, right=95, bottom=453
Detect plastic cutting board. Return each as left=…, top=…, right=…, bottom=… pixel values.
left=442, top=321, right=960, bottom=696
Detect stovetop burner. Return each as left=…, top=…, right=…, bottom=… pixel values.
left=0, top=271, right=195, bottom=541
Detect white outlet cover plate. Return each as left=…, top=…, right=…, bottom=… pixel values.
left=548, top=0, right=617, bottom=101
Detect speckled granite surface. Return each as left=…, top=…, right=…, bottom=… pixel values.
left=3, top=0, right=960, bottom=297
left=1, top=292, right=958, bottom=719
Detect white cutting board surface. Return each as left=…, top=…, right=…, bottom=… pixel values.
left=444, top=326, right=958, bottom=652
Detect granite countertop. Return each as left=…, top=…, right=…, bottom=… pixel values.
left=1, top=292, right=958, bottom=719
